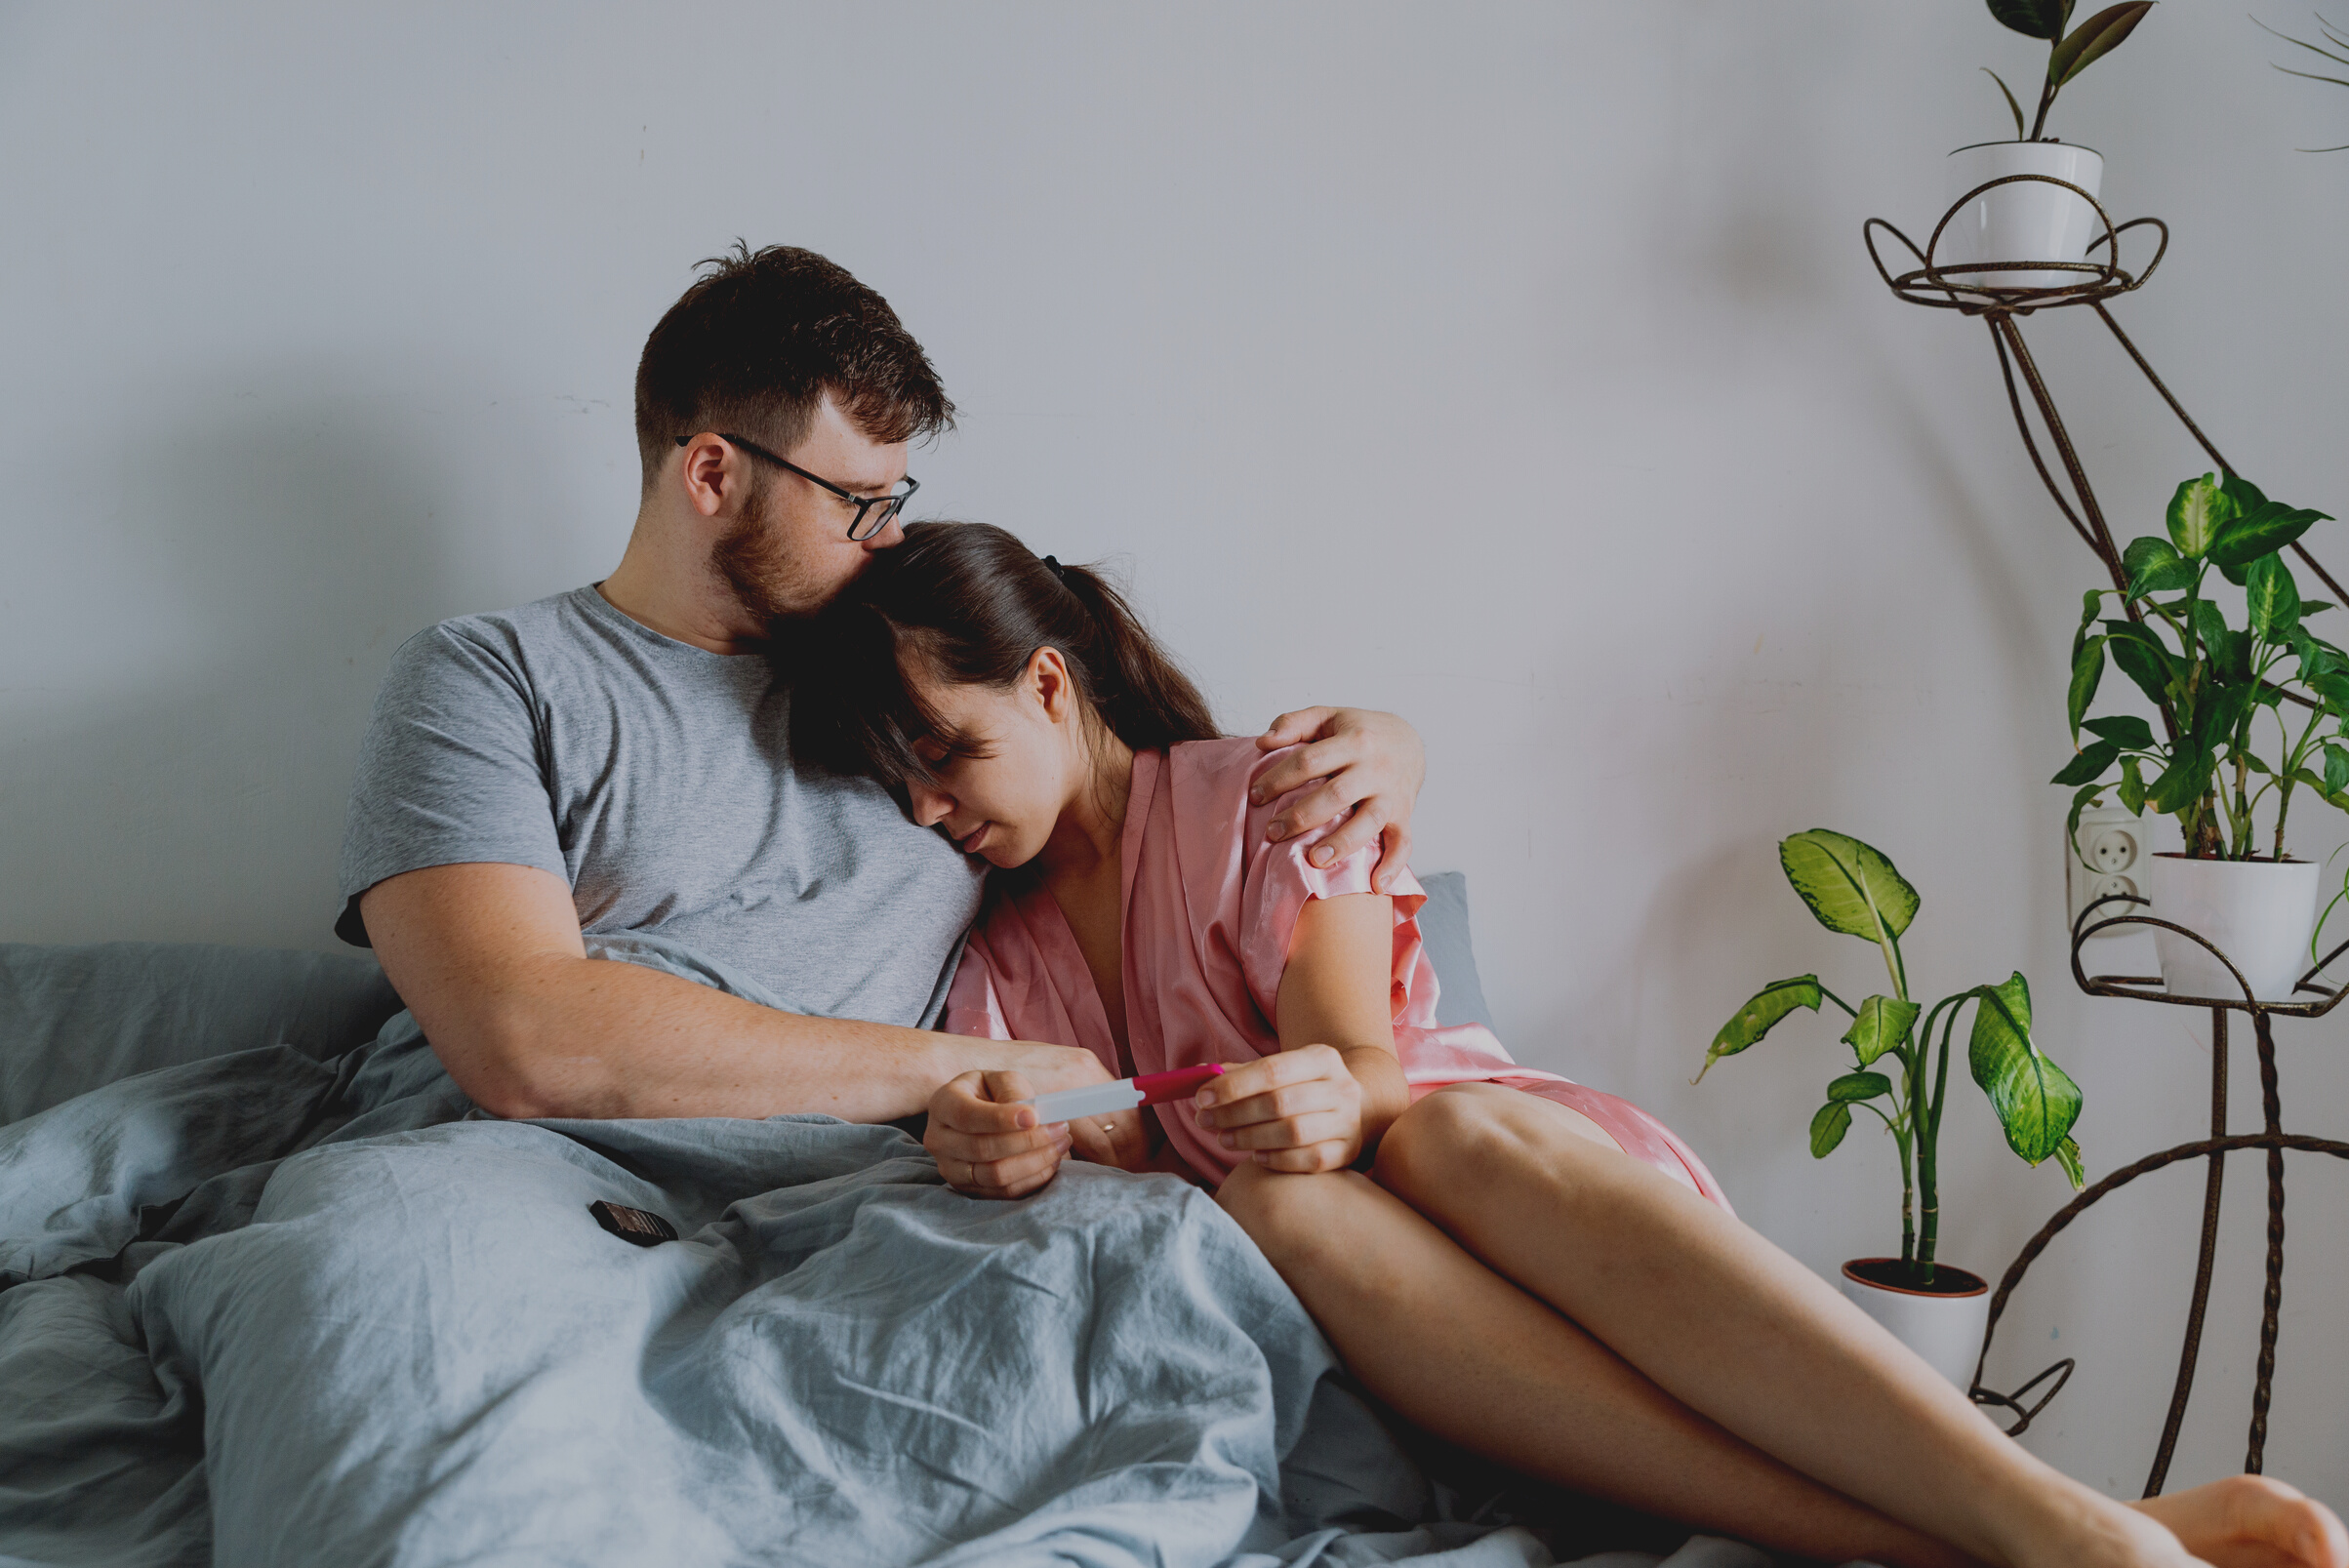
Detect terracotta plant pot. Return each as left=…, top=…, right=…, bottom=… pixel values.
left=2145, top=853, right=2321, bottom=1003
left=1840, top=1258, right=1990, bottom=1389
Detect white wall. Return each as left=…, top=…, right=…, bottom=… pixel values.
left=4, top=0, right=2345, bottom=1511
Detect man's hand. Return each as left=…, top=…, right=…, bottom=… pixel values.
left=1251, top=707, right=1425, bottom=893
left=1191, top=1044, right=1365, bottom=1174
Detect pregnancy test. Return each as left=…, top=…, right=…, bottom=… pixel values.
left=1023, top=1064, right=1226, bottom=1125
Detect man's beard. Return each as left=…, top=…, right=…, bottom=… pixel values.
left=711, top=483, right=828, bottom=629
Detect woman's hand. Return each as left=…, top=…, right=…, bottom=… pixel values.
left=925, top=1056, right=1152, bottom=1198
left=1250, top=707, right=1425, bottom=893
left=925, top=1070, right=1072, bottom=1199
left=1192, top=1044, right=1365, bottom=1173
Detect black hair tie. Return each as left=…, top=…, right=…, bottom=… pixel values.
left=1042, top=555, right=1067, bottom=583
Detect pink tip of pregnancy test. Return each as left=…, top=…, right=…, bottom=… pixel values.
left=1132, top=1064, right=1227, bottom=1106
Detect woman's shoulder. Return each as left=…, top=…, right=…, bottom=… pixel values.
left=1165, top=735, right=1302, bottom=806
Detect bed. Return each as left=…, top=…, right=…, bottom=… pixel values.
left=0, top=881, right=1783, bottom=1568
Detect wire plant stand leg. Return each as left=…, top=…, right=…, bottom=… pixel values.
left=2248, top=1014, right=2288, bottom=1471
left=2143, top=1009, right=2231, bottom=1496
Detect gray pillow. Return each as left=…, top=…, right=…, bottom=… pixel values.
left=1413, top=871, right=1494, bottom=1030
left=0, top=942, right=404, bottom=1125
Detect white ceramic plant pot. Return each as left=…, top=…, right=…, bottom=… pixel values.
left=2144, top=853, right=2321, bottom=1003
left=1840, top=1260, right=1990, bottom=1389
left=1939, top=141, right=2106, bottom=289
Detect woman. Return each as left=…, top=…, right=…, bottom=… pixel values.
left=789, top=521, right=2344, bottom=1568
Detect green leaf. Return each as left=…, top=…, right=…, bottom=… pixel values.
left=1809, top=1101, right=1854, bottom=1158
left=2191, top=599, right=2234, bottom=661
left=1695, top=975, right=1823, bottom=1082
left=2054, top=1136, right=2086, bottom=1189
left=2209, top=500, right=2330, bottom=571
left=2223, top=473, right=2272, bottom=513
left=2247, top=554, right=2302, bottom=641
left=2066, top=636, right=2106, bottom=738
left=1827, top=1069, right=1895, bottom=1103
left=2073, top=588, right=2107, bottom=654
left=1778, top=830, right=1921, bottom=945
left=1842, top=995, right=1922, bottom=1067
left=2123, top=536, right=2196, bottom=598
left=2303, top=600, right=2334, bottom=618
left=2117, top=754, right=2148, bottom=814
left=2083, top=714, right=2156, bottom=749
left=1982, top=67, right=2028, bottom=139
left=2051, top=740, right=2121, bottom=786
left=2048, top=1, right=2155, bottom=87
left=2108, top=635, right=2175, bottom=710
left=2190, top=680, right=2255, bottom=754
left=1989, top=0, right=2070, bottom=40
left=2167, top=474, right=2236, bottom=560
left=1968, top=973, right=2085, bottom=1166
left=2064, top=783, right=2108, bottom=865
left=2326, top=744, right=2349, bottom=795
left=2148, top=748, right=2211, bottom=814
left=2310, top=671, right=2349, bottom=711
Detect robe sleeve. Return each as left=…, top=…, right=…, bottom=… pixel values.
left=1235, top=758, right=1433, bottom=1032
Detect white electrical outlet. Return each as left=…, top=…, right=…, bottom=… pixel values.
left=2068, top=807, right=2155, bottom=938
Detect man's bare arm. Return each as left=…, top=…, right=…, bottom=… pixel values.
left=360, top=862, right=1112, bottom=1124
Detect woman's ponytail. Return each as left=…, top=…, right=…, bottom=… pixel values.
left=1047, top=556, right=1219, bottom=754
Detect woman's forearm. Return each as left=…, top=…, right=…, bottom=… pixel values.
left=1340, top=1044, right=1412, bottom=1152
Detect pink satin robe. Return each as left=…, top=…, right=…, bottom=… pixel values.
left=943, top=738, right=1727, bottom=1208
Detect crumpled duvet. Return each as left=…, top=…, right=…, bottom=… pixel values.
left=0, top=935, right=1779, bottom=1568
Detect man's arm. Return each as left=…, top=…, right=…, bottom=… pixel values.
left=1251, top=707, right=1426, bottom=892
left=362, top=862, right=1113, bottom=1124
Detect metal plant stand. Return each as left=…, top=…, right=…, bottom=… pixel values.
left=1864, top=181, right=2349, bottom=1497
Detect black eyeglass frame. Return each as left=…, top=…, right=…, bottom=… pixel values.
left=675, top=431, right=918, bottom=542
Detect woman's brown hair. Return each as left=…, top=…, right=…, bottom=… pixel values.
left=783, top=521, right=1219, bottom=789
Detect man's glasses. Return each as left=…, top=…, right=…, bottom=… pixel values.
left=676, top=432, right=919, bottom=542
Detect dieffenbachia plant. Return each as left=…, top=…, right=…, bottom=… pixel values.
left=2058, top=473, right=2339, bottom=864
left=1981, top=0, right=2155, bottom=141
left=1696, top=830, right=2084, bottom=1287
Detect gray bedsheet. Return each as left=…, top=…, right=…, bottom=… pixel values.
left=0, top=937, right=1777, bottom=1568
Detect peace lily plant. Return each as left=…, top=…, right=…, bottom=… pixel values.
left=1696, top=832, right=2086, bottom=1296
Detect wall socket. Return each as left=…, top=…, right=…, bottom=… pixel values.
left=2067, top=807, right=2155, bottom=938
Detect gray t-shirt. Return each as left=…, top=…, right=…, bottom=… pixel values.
left=337, top=585, right=985, bottom=1026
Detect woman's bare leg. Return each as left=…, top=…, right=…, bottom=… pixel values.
left=1216, top=1158, right=1967, bottom=1567
left=1363, top=1084, right=2345, bottom=1568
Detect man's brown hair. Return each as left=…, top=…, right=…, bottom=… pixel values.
left=633, top=243, right=953, bottom=488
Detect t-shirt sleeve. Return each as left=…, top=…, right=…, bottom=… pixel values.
left=1235, top=772, right=1428, bottom=1029
left=334, top=623, right=569, bottom=946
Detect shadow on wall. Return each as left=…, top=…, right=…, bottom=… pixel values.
left=1, top=364, right=473, bottom=951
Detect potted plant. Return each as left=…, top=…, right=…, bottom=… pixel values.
left=2058, top=472, right=2340, bottom=1000
left=1943, top=1, right=2155, bottom=289
left=1696, top=830, right=2085, bottom=1387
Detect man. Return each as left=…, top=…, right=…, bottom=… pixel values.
left=341, top=243, right=1425, bottom=1182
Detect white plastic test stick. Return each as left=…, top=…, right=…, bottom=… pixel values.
left=1026, top=1080, right=1146, bottom=1124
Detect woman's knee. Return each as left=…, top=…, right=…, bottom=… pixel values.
left=1373, top=1084, right=1621, bottom=1206
left=1215, top=1162, right=1371, bottom=1273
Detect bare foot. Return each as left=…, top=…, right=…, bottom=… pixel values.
left=2132, top=1476, right=2349, bottom=1568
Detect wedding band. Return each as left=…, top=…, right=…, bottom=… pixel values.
left=1099, top=1120, right=1114, bottom=1137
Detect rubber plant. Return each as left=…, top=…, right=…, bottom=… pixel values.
left=2057, top=473, right=2340, bottom=864
left=1981, top=0, right=2157, bottom=141
left=1696, top=831, right=2085, bottom=1288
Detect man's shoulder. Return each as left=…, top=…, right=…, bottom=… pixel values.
left=383, top=586, right=606, bottom=681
